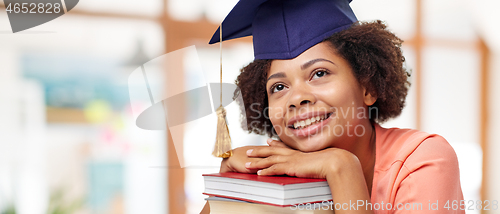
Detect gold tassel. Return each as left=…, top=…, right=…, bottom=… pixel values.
left=212, top=105, right=232, bottom=158
left=212, top=23, right=232, bottom=158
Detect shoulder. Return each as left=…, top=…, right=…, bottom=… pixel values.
left=372, top=124, right=464, bottom=207
left=404, top=134, right=460, bottom=173
left=374, top=124, right=459, bottom=172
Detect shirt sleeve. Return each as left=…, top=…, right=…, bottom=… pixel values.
left=392, top=136, right=465, bottom=214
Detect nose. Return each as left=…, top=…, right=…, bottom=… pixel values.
left=287, top=86, right=316, bottom=110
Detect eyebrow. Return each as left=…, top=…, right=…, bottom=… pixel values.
left=301, top=58, right=335, bottom=70
left=267, top=72, right=286, bottom=82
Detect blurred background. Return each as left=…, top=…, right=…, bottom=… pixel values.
left=0, top=0, right=499, bottom=213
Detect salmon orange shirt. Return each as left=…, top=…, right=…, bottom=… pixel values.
left=371, top=123, right=465, bottom=213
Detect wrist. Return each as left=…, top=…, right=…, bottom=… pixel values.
left=324, top=149, right=362, bottom=181
left=219, top=158, right=232, bottom=173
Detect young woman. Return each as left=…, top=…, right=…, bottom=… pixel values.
left=202, top=0, right=464, bottom=213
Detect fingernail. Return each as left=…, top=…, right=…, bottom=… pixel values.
left=245, top=162, right=251, bottom=168
left=257, top=170, right=262, bottom=175
left=246, top=149, right=253, bottom=156
left=267, top=138, right=273, bottom=144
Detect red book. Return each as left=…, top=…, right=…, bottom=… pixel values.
left=203, top=172, right=332, bottom=207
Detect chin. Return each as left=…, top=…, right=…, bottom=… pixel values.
left=279, top=126, right=335, bottom=152
left=292, top=136, right=331, bottom=152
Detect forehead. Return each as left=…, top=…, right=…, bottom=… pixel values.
left=267, top=42, right=344, bottom=76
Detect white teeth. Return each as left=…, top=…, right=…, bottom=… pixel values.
left=292, top=114, right=330, bottom=129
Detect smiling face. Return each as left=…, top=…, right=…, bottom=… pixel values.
left=266, top=42, right=376, bottom=152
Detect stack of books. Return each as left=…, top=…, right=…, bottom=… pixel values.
left=203, top=172, right=334, bottom=214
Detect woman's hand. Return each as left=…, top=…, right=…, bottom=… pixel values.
left=219, top=139, right=292, bottom=173
left=219, top=145, right=268, bottom=174
left=245, top=139, right=333, bottom=178
left=245, top=139, right=362, bottom=179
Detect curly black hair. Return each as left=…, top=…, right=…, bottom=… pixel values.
left=234, top=20, right=411, bottom=137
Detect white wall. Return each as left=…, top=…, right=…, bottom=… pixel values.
left=0, top=49, right=48, bottom=213
left=486, top=52, right=500, bottom=214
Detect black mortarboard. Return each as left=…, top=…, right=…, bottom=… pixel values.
left=209, top=0, right=357, bottom=60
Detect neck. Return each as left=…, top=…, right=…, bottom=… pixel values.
left=345, top=122, right=376, bottom=195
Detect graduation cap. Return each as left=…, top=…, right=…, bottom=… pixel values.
left=209, top=0, right=357, bottom=60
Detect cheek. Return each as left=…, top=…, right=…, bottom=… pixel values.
left=318, top=81, right=362, bottom=104
left=268, top=105, right=285, bottom=125
left=314, top=84, right=350, bottom=108
left=315, top=83, right=366, bottom=123
left=268, top=103, right=287, bottom=135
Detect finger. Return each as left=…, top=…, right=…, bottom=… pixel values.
left=267, top=139, right=291, bottom=149
left=257, top=163, right=296, bottom=177
left=227, top=157, right=262, bottom=174
left=246, top=146, right=295, bottom=158
left=241, top=168, right=260, bottom=174
left=245, top=155, right=288, bottom=169
left=233, top=167, right=260, bottom=174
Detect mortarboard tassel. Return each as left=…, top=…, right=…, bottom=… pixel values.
left=212, top=24, right=232, bottom=158
left=213, top=105, right=232, bottom=158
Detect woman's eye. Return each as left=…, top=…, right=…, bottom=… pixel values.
left=312, top=70, right=327, bottom=79
left=272, top=84, right=286, bottom=93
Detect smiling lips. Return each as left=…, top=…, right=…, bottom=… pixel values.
left=287, top=112, right=334, bottom=137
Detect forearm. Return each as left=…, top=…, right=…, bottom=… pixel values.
left=325, top=153, right=373, bottom=214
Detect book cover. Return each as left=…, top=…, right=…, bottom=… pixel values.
left=203, top=172, right=327, bottom=186
left=203, top=172, right=332, bottom=207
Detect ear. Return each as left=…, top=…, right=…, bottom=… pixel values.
left=362, top=87, right=377, bottom=106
